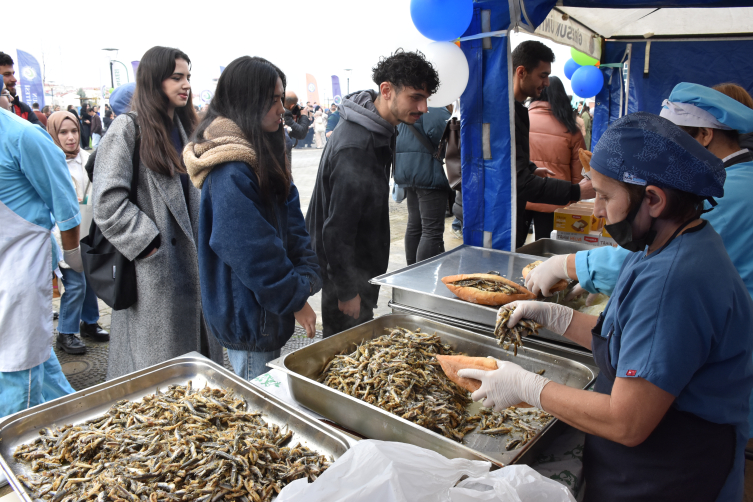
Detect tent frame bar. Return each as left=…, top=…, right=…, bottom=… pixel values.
left=606, top=35, right=753, bottom=42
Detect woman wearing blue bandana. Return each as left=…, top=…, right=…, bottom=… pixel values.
left=459, top=113, right=753, bottom=501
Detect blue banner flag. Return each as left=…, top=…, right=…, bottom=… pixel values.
left=331, top=76, right=342, bottom=105
left=16, top=50, right=44, bottom=107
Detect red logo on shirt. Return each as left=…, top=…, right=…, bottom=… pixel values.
left=626, top=370, right=637, bottom=376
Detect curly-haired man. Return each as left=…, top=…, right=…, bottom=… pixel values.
left=306, top=49, right=439, bottom=337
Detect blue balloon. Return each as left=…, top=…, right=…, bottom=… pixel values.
left=564, top=58, right=581, bottom=80
left=571, top=66, right=604, bottom=99
left=410, top=0, right=473, bottom=42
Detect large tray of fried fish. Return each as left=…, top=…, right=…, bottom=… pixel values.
left=269, top=314, right=596, bottom=467
left=0, top=354, right=353, bottom=502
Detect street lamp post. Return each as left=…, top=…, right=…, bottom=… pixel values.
left=344, top=69, right=352, bottom=95
left=102, top=48, right=118, bottom=88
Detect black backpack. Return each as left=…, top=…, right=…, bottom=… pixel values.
left=80, top=113, right=140, bottom=310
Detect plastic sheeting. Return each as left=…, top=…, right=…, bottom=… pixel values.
left=558, top=7, right=753, bottom=37
left=592, top=39, right=753, bottom=147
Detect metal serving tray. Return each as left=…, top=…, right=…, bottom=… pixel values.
left=371, top=245, right=576, bottom=345
left=516, top=238, right=594, bottom=258
left=269, top=314, right=596, bottom=467
left=0, top=353, right=353, bottom=502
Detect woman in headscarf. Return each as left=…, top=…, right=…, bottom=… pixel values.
left=47, top=112, right=110, bottom=355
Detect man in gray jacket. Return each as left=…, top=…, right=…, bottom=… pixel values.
left=306, top=49, right=439, bottom=337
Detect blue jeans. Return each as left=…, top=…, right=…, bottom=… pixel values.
left=0, top=349, right=75, bottom=418
left=91, top=133, right=101, bottom=148
left=58, top=267, right=99, bottom=334
left=226, top=348, right=281, bottom=381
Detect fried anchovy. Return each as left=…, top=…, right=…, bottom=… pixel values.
left=13, top=384, right=331, bottom=502
left=494, top=306, right=542, bottom=356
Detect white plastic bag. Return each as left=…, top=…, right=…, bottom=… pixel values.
left=274, top=440, right=490, bottom=502
left=450, top=465, right=576, bottom=502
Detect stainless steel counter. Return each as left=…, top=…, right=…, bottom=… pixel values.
left=0, top=354, right=353, bottom=502
left=516, top=238, right=595, bottom=258
left=371, top=245, right=582, bottom=347
left=270, top=314, right=596, bottom=467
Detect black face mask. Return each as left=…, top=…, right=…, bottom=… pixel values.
left=604, top=195, right=656, bottom=253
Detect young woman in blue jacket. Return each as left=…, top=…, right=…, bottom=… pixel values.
left=184, top=56, right=321, bottom=381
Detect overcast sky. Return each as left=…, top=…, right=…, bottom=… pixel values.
left=1, top=0, right=574, bottom=102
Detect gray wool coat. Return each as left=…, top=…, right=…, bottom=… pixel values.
left=92, top=112, right=223, bottom=379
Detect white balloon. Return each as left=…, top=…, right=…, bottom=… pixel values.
left=423, top=42, right=469, bottom=107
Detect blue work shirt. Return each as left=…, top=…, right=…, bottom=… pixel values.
left=576, top=159, right=753, bottom=299
left=602, top=222, right=753, bottom=502
left=0, top=109, right=81, bottom=266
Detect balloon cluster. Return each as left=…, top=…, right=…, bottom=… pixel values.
left=410, top=0, right=473, bottom=106
left=565, top=47, right=604, bottom=99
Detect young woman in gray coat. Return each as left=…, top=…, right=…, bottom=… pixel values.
left=92, top=46, right=223, bottom=379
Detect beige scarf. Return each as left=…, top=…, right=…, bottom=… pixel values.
left=184, top=117, right=258, bottom=189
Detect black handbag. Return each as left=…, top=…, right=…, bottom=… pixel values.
left=80, top=113, right=140, bottom=311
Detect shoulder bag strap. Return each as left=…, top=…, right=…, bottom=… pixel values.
left=407, top=124, right=442, bottom=161
left=125, top=112, right=141, bottom=203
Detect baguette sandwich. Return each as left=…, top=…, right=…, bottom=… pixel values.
left=441, top=273, right=536, bottom=306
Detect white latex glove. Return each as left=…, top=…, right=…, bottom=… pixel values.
left=503, top=300, right=574, bottom=336
left=525, top=254, right=570, bottom=297
left=565, top=283, right=601, bottom=306
left=458, top=359, right=550, bottom=411
left=63, top=246, right=84, bottom=273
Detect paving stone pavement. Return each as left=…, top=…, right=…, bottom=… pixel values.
left=50, top=146, right=462, bottom=394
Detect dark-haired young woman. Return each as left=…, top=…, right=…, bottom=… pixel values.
left=525, top=76, right=586, bottom=240
left=184, top=56, right=321, bottom=381
left=93, top=46, right=223, bottom=380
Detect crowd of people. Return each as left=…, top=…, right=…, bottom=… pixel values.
left=3, top=38, right=753, bottom=499
left=0, top=45, right=440, bottom=414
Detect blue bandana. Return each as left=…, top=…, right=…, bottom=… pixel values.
left=591, top=112, right=725, bottom=198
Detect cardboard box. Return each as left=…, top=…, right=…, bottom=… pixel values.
left=553, top=230, right=616, bottom=247
left=553, top=207, right=593, bottom=234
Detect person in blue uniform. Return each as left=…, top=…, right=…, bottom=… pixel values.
left=526, top=83, right=753, bottom=299
left=460, top=113, right=753, bottom=501
left=526, top=84, right=753, bottom=442
left=0, top=82, right=80, bottom=419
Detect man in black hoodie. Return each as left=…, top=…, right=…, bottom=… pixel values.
left=306, top=49, right=439, bottom=337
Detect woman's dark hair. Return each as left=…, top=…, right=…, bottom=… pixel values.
left=80, top=103, right=89, bottom=115
left=623, top=183, right=704, bottom=223
left=534, top=76, right=579, bottom=135
left=132, top=46, right=199, bottom=176
left=372, top=48, right=439, bottom=95
left=191, top=56, right=290, bottom=206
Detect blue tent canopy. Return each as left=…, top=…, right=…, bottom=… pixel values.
left=459, top=0, right=753, bottom=250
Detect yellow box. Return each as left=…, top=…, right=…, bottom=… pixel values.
left=566, top=202, right=602, bottom=232
left=554, top=207, right=593, bottom=234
